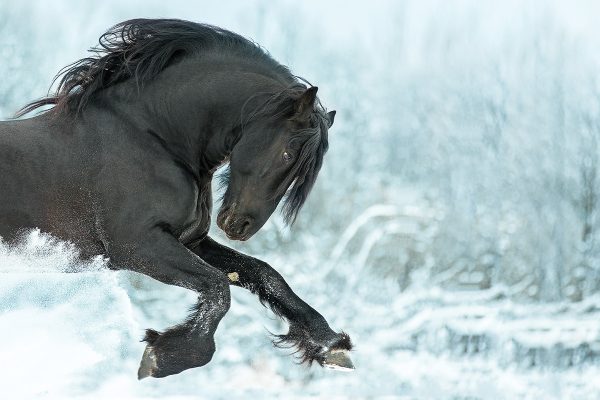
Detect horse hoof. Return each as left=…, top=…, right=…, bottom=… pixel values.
left=137, top=329, right=217, bottom=379
left=137, top=346, right=158, bottom=379
left=323, top=349, right=355, bottom=371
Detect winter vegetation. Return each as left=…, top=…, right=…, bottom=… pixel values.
left=1, top=1, right=600, bottom=398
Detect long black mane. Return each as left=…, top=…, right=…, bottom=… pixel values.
left=18, top=18, right=330, bottom=224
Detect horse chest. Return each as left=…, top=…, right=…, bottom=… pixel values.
left=178, top=178, right=212, bottom=245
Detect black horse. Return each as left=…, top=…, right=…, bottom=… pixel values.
left=0, top=19, right=353, bottom=378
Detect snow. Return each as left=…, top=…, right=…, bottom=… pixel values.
left=1, top=232, right=599, bottom=399
left=2, top=1, right=600, bottom=398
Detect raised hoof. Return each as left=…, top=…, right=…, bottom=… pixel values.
left=137, top=327, right=217, bottom=379
left=323, top=349, right=355, bottom=371
left=138, top=346, right=158, bottom=379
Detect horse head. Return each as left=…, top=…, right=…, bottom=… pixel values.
left=217, top=86, right=335, bottom=240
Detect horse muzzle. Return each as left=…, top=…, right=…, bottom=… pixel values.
left=217, top=206, right=255, bottom=241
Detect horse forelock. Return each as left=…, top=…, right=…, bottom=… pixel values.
left=279, top=108, right=330, bottom=224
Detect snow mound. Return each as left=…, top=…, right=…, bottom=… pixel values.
left=0, top=231, right=139, bottom=398
left=1, top=231, right=600, bottom=399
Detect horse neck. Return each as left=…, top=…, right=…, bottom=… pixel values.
left=100, top=57, right=289, bottom=176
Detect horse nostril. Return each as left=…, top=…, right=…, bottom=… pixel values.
left=237, top=219, right=252, bottom=236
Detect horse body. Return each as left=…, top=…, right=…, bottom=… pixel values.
left=0, top=19, right=353, bottom=378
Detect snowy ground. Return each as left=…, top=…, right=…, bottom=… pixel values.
left=1, top=232, right=599, bottom=399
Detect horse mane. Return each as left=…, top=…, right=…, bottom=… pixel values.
left=16, top=18, right=294, bottom=117
left=280, top=110, right=330, bottom=225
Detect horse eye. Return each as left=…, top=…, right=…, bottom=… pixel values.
left=282, top=151, right=292, bottom=163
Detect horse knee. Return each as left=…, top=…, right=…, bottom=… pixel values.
left=197, top=272, right=231, bottom=316
left=211, top=278, right=231, bottom=316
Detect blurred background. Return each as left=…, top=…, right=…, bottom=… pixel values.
left=1, top=0, right=600, bottom=398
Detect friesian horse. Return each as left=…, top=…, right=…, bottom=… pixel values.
left=0, top=19, right=353, bottom=378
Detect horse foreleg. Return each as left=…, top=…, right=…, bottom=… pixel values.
left=191, top=236, right=354, bottom=370
left=108, top=228, right=231, bottom=378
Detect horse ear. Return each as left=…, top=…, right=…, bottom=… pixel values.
left=327, top=110, right=336, bottom=127
left=294, top=86, right=318, bottom=120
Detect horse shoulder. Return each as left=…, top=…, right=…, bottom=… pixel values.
left=94, top=152, right=210, bottom=248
